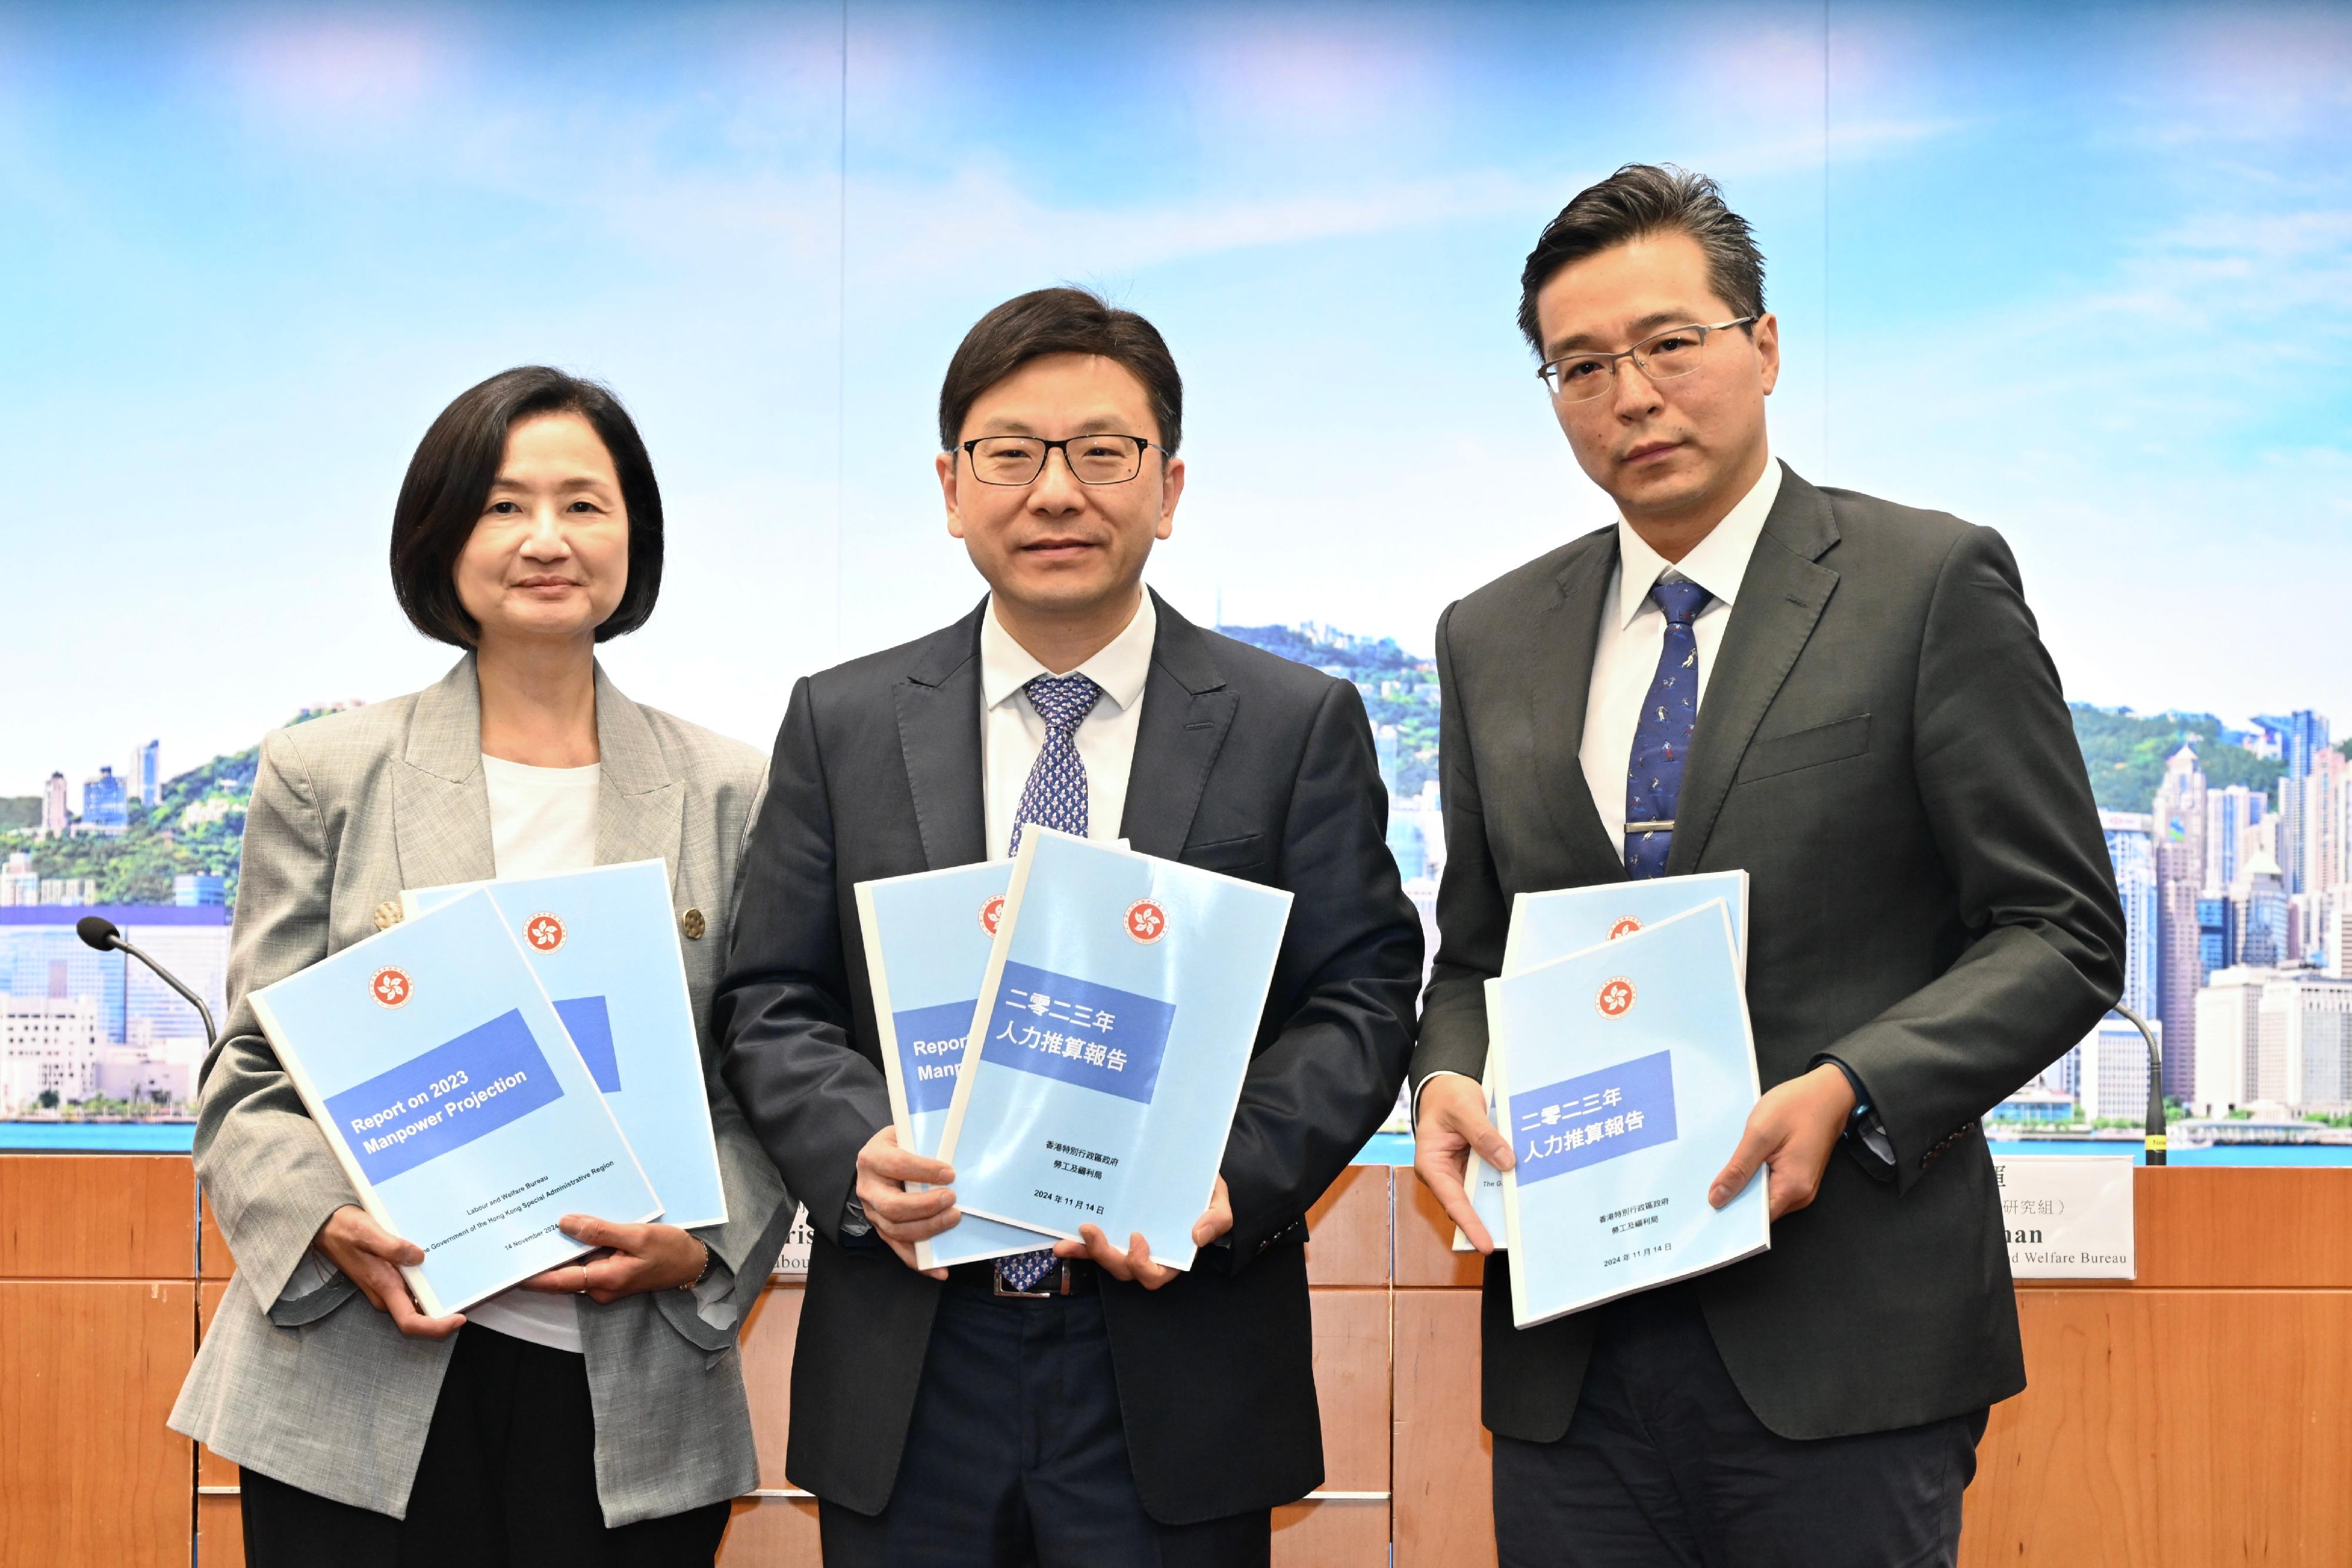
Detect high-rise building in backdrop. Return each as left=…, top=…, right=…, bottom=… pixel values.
left=2233, top=848, right=2291, bottom=968
left=2100, top=811, right=2159, bottom=1020
left=2151, top=745, right=2207, bottom=1102
left=39, top=773, right=69, bottom=839
left=128, top=738, right=159, bottom=810
left=79, top=767, right=128, bottom=837
left=2256, top=710, right=2331, bottom=895
left=2205, top=783, right=2266, bottom=891
left=2302, top=749, right=2348, bottom=898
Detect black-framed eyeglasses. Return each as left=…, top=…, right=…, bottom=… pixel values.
left=1537, top=317, right=1758, bottom=402
left=956, top=434, right=1162, bottom=486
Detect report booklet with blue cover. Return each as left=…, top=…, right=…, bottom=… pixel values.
left=853, top=860, right=1057, bottom=1269
left=1491, top=900, right=1767, bottom=1327
left=249, top=888, right=660, bottom=1315
left=402, top=860, right=726, bottom=1229
left=1456, top=871, right=1749, bottom=1252
left=935, top=827, right=1292, bottom=1271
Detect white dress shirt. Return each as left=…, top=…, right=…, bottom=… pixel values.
left=980, top=591, right=1157, bottom=857
left=1577, top=455, right=1781, bottom=848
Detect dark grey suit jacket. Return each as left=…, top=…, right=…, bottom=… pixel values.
left=1411, top=467, right=2124, bottom=1443
left=715, top=593, right=1423, bottom=1523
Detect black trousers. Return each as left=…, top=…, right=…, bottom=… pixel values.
left=240, top=1325, right=731, bottom=1568
left=1493, top=1285, right=1986, bottom=1568
left=817, top=1279, right=1270, bottom=1567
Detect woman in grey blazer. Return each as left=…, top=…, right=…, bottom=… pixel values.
left=169, top=367, right=794, bottom=1564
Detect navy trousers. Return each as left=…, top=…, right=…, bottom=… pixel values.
left=817, top=1278, right=1270, bottom=1567
left=1492, top=1284, right=1986, bottom=1568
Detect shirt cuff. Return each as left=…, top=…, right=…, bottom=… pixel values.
left=280, top=1248, right=338, bottom=1303
left=1412, top=1069, right=1482, bottom=1128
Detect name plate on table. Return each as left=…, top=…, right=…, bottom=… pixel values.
left=1993, top=1155, right=2135, bottom=1278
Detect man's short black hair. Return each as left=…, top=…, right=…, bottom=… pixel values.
left=938, top=286, right=1182, bottom=454
left=1518, top=164, right=1766, bottom=355
left=389, top=366, right=663, bottom=648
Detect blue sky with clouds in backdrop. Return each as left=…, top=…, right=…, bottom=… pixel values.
left=2, top=1, right=2346, bottom=790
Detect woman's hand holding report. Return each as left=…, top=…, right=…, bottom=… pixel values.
left=516, top=1215, right=710, bottom=1302
left=313, top=1204, right=467, bottom=1339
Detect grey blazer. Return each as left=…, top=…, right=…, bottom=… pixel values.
left=168, top=655, right=795, bottom=1526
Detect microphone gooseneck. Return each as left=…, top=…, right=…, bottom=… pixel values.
left=76, top=914, right=219, bottom=1050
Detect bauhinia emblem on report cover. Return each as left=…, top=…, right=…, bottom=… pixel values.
left=249, top=888, right=659, bottom=1316
left=1491, top=900, right=1766, bottom=1328
left=936, top=827, right=1292, bottom=1271
left=403, top=860, right=727, bottom=1229
left=1456, top=870, right=1750, bottom=1252
left=855, top=860, right=1065, bottom=1269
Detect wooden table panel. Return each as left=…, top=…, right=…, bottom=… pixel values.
left=1274, top=1497, right=1392, bottom=1567
left=1394, top=1168, right=1485, bottom=1289
left=0, top=1281, right=196, bottom=1567
left=2108, top=1168, right=2352, bottom=1289
left=719, top=1495, right=821, bottom=1564
left=1310, top=1288, right=1391, bottom=1493
left=0, top=1155, right=195, bottom=1279
left=1961, top=1288, right=2352, bottom=1567
left=198, top=1495, right=244, bottom=1568
left=740, top=1285, right=804, bottom=1493
left=1392, top=1289, right=1494, bottom=1568
left=1305, top=1164, right=1390, bottom=1286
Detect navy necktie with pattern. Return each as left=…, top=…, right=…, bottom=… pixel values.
left=997, top=672, right=1101, bottom=1290
left=1623, top=579, right=1713, bottom=880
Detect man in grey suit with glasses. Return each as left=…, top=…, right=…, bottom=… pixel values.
left=1411, top=165, right=2126, bottom=1566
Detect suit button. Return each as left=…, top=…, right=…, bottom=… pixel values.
left=373, top=899, right=405, bottom=932
left=680, top=907, right=706, bottom=941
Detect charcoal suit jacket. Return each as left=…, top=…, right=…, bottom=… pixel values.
left=1410, top=466, right=2126, bottom=1443
left=716, top=592, right=1423, bottom=1522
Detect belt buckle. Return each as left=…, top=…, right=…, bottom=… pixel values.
left=991, top=1262, right=1068, bottom=1299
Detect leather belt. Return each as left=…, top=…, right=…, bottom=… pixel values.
left=945, top=1259, right=1097, bottom=1298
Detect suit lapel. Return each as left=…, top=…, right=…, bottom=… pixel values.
left=392, top=655, right=497, bottom=892
left=1665, top=469, right=1842, bottom=874
left=1531, top=531, right=1628, bottom=882
left=1118, top=593, right=1235, bottom=860
left=592, top=661, right=683, bottom=886
left=894, top=605, right=990, bottom=870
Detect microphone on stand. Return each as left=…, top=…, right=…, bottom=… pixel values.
left=77, top=915, right=218, bottom=1050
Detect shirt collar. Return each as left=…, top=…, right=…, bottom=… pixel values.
left=1612, top=454, right=1782, bottom=630
left=980, top=590, right=1157, bottom=715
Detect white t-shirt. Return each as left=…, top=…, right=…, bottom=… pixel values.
left=464, top=754, right=602, bottom=1353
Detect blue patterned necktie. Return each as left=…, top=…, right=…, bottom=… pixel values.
left=997, top=672, right=1101, bottom=1291
left=1623, top=579, right=1713, bottom=880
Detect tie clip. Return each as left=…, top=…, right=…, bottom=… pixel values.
left=1625, top=820, right=1676, bottom=834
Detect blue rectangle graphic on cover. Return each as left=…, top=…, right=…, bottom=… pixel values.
left=1508, top=1049, right=1677, bottom=1184
left=403, top=861, right=726, bottom=1228
left=326, top=1009, right=564, bottom=1183
left=854, top=861, right=1060, bottom=1268
left=1458, top=871, right=1750, bottom=1253
left=1492, top=901, right=1766, bottom=1328
left=552, top=996, right=620, bottom=1092
left=247, top=888, right=660, bottom=1317
left=936, top=828, right=1293, bottom=1272
left=978, top=962, right=1176, bottom=1106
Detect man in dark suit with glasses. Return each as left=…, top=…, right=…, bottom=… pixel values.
left=718, top=287, right=1422, bottom=1566
left=1411, top=165, right=2125, bottom=1566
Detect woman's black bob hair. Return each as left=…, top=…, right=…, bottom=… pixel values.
left=389, top=366, right=663, bottom=648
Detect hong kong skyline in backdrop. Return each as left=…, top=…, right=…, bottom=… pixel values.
left=4, top=1, right=2346, bottom=796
